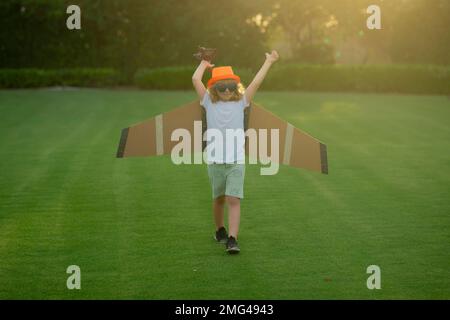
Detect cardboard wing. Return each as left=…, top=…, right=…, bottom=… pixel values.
left=116, top=100, right=328, bottom=174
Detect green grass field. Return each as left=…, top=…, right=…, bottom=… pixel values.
left=0, top=89, right=449, bottom=299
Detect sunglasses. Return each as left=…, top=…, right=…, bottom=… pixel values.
left=214, top=82, right=237, bottom=93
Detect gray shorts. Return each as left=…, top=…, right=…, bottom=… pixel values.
left=207, top=163, right=245, bottom=199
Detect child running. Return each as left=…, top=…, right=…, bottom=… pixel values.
left=192, top=50, right=279, bottom=254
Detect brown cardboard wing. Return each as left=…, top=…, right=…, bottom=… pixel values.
left=116, top=100, right=328, bottom=174
left=116, top=100, right=203, bottom=158
left=245, top=104, right=328, bottom=174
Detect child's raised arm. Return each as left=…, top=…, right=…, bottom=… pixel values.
left=245, top=50, right=279, bottom=103
left=192, top=60, right=215, bottom=100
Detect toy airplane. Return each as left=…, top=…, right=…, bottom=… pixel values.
left=192, top=46, right=217, bottom=62
left=116, top=47, right=328, bottom=174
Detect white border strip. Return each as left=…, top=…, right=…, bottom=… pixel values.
left=283, top=123, right=294, bottom=165
left=155, top=114, right=164, bottom=155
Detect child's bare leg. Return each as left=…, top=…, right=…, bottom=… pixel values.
left=213, top=195, right=226, bottom=230
left=226, top=196, right=241, bottom=238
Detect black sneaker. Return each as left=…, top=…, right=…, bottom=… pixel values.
left=214, top=227, right=228, bottom=243
left=226, top=236, right=240, bottom=254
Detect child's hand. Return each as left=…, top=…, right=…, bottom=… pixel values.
left=201, top=60, right=215, bottom=69
left=265, top=50, right=279, bottom=64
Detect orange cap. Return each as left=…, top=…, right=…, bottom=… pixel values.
left=207, top=66, right=241, bottom=88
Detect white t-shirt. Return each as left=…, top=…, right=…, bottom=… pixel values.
left=200, top=91, right=250, bottom=164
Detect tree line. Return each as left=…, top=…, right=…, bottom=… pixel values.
left=0, top=0, right=448, bottom=78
